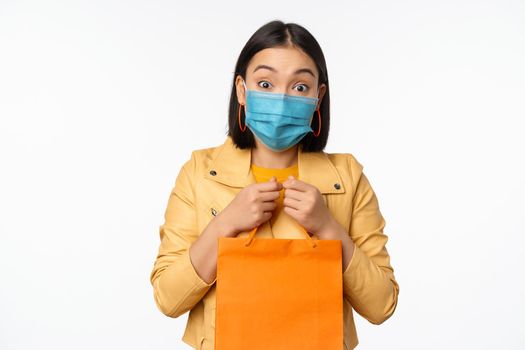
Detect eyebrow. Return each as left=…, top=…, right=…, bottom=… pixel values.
left=252, top=64, right=316, bottom=78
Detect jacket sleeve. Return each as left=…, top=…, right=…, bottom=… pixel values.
left=342, top=154, right=400, bottom=325
left=149, top=151, right=215, bottom=318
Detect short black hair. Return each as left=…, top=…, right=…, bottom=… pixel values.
left=227, top=20, right=330, bottom=152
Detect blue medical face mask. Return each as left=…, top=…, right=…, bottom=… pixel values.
left=242, top=80, right=319, bottom=152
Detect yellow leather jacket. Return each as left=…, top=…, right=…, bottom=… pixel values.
left=149, top=135, right=400, bottom=350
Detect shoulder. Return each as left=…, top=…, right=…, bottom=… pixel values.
left=179, top=142, right=224, bottom=175
left=324, top=151, right=365, bottom=184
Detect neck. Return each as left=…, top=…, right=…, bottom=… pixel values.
left=251, top=140, right=298, bottom=169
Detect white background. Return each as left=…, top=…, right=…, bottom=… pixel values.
left=1, top=0, right=524, bottom=349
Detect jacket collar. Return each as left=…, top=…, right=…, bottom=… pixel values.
left=204, top=136, right=345, bottom=194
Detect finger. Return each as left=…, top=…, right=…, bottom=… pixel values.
left=259, top=190, right=281, bottom=202
left=257, top=178, right=283, bottom=192
left=262, top=211, right=272, bottom=221
left=256, top=211, right=273, bottom=225
left=261, top=201, right=277, bottom=212
left=283, top=196, right=301, bottom=210
left=283, top=188, right=305, bottom=201
left=282, top=176, right=310, bottom=192
left=283, top=205, right=300, bottom=217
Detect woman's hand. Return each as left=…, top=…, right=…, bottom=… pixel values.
left=214, top=177, right=282, bottom=237
left=282, top=175, right=341, bottom=240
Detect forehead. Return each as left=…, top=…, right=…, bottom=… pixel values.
left=246, top=46, right=318, bottom=78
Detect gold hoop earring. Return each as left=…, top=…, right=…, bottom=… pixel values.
left=238, top=104, right=246, bottom=132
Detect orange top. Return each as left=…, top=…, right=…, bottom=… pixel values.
left=250, top=162, right=299, bottom=230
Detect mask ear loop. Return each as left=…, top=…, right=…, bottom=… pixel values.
left=312, top=86, right=322, bottom=137
left=238, top=79, right=247, bottom=132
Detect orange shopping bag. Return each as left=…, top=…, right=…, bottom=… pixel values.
left=215, top=224, right=343, bottom=349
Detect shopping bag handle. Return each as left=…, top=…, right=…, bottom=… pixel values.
left=244, top=223, right=317, bottom=248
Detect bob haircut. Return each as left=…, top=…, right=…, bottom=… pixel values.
left=227, top=20, right=330, bottom=152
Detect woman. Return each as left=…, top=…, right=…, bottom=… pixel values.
left=150, top=20, right=399, bottom=350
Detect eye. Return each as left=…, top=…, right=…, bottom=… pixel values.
left=293, top=84, right=309, bottom=93
left=257, top=80, right=272, bottom=89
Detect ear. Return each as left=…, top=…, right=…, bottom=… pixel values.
left=235, top=75, right=247, bottom=106
left=315, top=83, right=327, bottom=110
